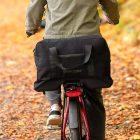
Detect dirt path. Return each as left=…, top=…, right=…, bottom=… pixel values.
left=0, top=1, right=139, bottom=140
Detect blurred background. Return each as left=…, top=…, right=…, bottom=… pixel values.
left=0, top=0, right=139, bottom=139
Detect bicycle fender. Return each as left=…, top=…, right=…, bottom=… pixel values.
left=69, top=100, right=79, bottom=129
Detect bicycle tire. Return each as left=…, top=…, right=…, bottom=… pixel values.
left=70, top=128, right=80, bottom=140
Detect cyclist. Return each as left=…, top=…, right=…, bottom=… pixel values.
left=26, top=0, right=119, bottom=139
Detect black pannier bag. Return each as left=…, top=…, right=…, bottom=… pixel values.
left=34, top=35, right=113, bottom=91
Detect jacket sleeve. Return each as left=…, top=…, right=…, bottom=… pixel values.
left=26, top=0, right=47, bottom=31
left=99, top=0, right=120, bottom=24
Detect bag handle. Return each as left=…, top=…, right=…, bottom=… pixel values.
left=49, top=45, right=92, bottom=69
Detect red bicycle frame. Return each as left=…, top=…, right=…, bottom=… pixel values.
left=61, top=87, right=91, bottom=140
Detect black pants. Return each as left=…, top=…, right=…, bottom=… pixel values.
left=83, top=87, right=105, bottom=140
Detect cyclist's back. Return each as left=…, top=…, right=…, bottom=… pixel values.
left=44, top=0, right=100, bottom=38
left=26, top=0, right=119, bottom=39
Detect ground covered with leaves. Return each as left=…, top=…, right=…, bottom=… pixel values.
left=0, top=0, right=139, bottom=140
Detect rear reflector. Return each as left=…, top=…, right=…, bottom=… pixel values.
left=66, top=88, right=82, bottom=97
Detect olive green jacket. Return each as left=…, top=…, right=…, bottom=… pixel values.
left=26, top=0, right=120, bottom=39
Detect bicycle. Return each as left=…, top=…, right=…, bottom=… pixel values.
left=61, top=82, right=91, bottom=140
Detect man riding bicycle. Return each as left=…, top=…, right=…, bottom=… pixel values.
left=26, top=0, right=119, bottom=139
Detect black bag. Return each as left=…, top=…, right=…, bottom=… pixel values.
left=34, top=35, right=113, bottom=91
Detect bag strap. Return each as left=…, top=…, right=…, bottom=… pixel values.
left=49, top=47, right=63, bottom=68
left=84, top=45, right=92, bottom=63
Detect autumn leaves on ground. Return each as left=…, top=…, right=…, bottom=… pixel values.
left=0, top=0, right=139, bottom=140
